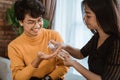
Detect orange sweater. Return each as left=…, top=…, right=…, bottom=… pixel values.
left=8, top=28, right=68, bottom=80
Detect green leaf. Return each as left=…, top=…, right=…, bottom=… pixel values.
left=43, top=19, right=49, bottom=28
left=18, top=26, right=23, bottom=35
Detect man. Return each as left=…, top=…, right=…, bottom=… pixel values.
left=8, top=0, right=68, bottom=80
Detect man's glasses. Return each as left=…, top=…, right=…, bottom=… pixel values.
left=23, top=18, right=43, bottom=27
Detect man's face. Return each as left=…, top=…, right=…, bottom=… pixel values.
left=20, top=14, right=43, bottom=37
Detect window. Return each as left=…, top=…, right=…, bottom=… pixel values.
left=53, top=0, right=93, bottom=76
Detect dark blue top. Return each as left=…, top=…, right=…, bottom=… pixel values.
left=81, top=33, right=120, bottom=80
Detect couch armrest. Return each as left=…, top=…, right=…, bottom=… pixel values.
left=0, top=57, right=12, bottom=80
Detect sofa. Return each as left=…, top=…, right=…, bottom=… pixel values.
left=0, top=57, right=12, bottom=80
left=0, top=57, right=86, bottom=80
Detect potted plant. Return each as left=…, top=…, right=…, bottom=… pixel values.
left=6, top=4, right=49, bottom=35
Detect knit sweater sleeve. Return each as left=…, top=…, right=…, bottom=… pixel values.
left=101, top=38, right=120, bottom=80
left=8, top=43, right=37, bottom=80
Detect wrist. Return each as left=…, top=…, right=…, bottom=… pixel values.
left=31, top=56, right=43, bottom=68
left=71, top=60, right=77, bottom=66
left=37, top=56, right=43, bottom=61
left=63, top=44, right=69, bottom=50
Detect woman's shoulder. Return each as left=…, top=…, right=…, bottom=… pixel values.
left=110, top=35, right=120, bottom=43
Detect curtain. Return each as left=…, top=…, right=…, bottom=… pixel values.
left=53, top=0, right=93, bottom=75
left=53, top=0, right=92, bottom=47
left=116, top=0, right=120, bottom=31
left=41, top=0, right=57, bottom=29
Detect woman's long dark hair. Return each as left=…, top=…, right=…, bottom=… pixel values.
left=81, top=0, right=120, bottom=37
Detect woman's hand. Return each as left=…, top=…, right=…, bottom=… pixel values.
left=58, top=49, right=75, bottom=67
left=49, top=40, right=66, bottom=50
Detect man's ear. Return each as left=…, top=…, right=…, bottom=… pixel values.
left=19, top=21, right=23, bottom=26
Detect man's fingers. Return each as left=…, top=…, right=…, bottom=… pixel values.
left=38, top=52, right=43, bottom=56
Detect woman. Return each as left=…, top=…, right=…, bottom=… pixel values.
left=51, top=0, right=120, bottom=80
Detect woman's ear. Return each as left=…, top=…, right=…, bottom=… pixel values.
left=19, top=21, right=23, bottom=26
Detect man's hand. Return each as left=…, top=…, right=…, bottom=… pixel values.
left=37, top=46, right=62, bottom=60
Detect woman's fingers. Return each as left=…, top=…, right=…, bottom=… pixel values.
left=50, top=46, right=62, bottom=58
left=57, top=49, right=70, bottom=60
left=49, top=40, right=58, bottom=46
left=61, top=49, right=70, bottom=57
left=49, top=40, right=64, bottom=49
left=58, top=52, right=65, bottom=60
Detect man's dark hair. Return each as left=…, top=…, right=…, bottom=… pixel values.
left=14, top=0, right=45, bottom=21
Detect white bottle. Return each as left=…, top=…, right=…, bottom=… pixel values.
left=48, top=42, right=56, bottom=50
